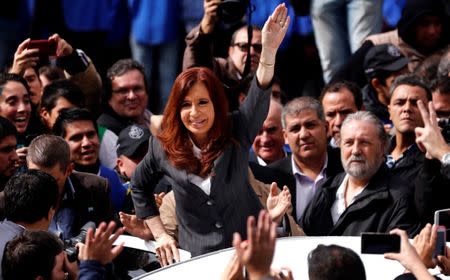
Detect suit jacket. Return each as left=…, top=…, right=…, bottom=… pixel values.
left=68, top=171, right=115, bottom=235
left=131, top=76, right=271, bottom=257
left=259, top=147, right=343, bottom=221
left=300, top=166, right=419, bottom=237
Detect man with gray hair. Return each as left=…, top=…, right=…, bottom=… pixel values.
left=26, top=134, right=115, bottom=240
left=300, top=111, right=418, bottom=236
left=267, top=96, right=343, bottom=222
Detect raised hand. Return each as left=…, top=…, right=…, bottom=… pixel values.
left=384, top=228, right=435, bottom=280
left=233, top=210, right=277, bottom=280
left=119, top=212, right=153, bottom=240
left=201, top=0, right=221, bottom=34
left=415, top=100, right=450, bottom=160
left=412, top=223, right=437, bottom=268
left=9, top=38, right=39, bottom=75
left=48, top=33, right=74, bottom=58
left=77, top=221, right=125, bottom=265
left=261, top=3, right=290, bottom=55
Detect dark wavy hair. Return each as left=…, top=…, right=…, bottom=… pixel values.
left=158, top=67, right=231, bottom=177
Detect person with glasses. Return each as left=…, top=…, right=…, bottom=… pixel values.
left=183, top=0, right=263, bottom=111
left=97, top=59, right=161, bottom=169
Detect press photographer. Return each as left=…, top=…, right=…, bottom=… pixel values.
left=2, top=222, right=124, bottom=280
left=183, top=0, right=271, bottom=111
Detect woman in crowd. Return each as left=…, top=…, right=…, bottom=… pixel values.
left=129, top=4, right=290, bottom=265
left=0, top=73, right=32, bottom=166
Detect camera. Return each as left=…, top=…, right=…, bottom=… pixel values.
left=218, top=0, right=249, bottom=23
left=438, top=118, right=450, bottom=143
left=64, top=221, right=96, bottom=262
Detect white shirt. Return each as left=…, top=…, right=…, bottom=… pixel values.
left=187, top=140, right=212, bottom=195
left=330, top=174, right=365, bottom=224
left=292, top=156, right=328, bottom=221
left=257, top=156, right=268, bottom=166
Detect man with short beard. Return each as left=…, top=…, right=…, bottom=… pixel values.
left=300, top=111, right=418, bottom=236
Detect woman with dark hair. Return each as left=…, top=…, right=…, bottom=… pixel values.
left=128, top=4, right=290, bottom=263
left=0, top=73, right=32, bottom=167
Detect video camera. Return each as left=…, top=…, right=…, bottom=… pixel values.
left=64, top=221, right=96, bottom=262
left=438, top=118, right=450, bottom=143
left=218, top=0, right=249, bottom=23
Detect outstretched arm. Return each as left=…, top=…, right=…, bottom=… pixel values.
left=256, top=3, right=290, bottom=88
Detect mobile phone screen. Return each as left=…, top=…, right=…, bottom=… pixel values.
left=361, top=233, right=400, bottom=254
left=434, top=209, right=450, bottom=241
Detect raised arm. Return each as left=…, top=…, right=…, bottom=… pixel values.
left=256, top=3, right=290, bottom=88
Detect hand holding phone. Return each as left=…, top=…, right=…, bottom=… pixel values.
left=361, top=232, right=400, bottom=254
left=435, top=208, right=450, bottom=242
left=27, top=39, right=57, bottom=56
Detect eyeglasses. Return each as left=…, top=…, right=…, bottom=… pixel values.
left=232, top=42, right=262, bottom=54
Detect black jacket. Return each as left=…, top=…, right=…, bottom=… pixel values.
left=361, top=84, right=390, bottom=124
left=300, top=166, right=419, bottom=237
left=415, top=158, right=450, bottom=224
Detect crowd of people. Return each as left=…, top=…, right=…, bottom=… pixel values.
left=0, top=0, right=449, bottom=279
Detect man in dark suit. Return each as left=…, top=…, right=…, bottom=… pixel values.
left=259, top=97, right=343, bottom=222
left=26, top=134, right=115, bottom=240
left=300, top=111, right=418, bottom=236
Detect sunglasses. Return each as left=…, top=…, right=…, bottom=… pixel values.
left=232, top=42, right=262, bottom=54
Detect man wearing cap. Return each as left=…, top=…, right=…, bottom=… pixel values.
left=52, top=108, right=127, bottom=213
left=362, top=43, right=409, bottom=124
left=115, top=124, right=150, bottom=182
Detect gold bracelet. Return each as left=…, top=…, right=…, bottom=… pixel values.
left=259, top=60, right=275, bottom=68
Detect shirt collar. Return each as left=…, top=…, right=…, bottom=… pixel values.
left=291, top=154, right=328, bottom=179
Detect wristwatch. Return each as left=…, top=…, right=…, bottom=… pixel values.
left=441, top=152, right=450, bottom=176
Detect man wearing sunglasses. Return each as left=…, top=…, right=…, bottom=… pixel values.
left=183, top=0, right=263, bottom=110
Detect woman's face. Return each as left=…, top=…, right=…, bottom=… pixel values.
left=180, top=82, right=215, bottom=147
left=0, top=81, right=31, bottom=134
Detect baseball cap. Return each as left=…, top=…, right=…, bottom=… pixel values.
left=116, top=124, right=150, bottom=158
left=364, top=44, right=409, bottom=78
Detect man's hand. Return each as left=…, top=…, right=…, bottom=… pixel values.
left=233, top=210, right=276, bottom=280
left=77, top=221, right=125, bottom=265
left=415, top=100, right=450, bottom=160
left=266, top=182, right=291, bottom=224
left=200, top=0, right=221, bottom=34
left=384, top=228, right=435, bottom=280
left=9, top=38, right=39, bottom=75
left=412, top=223, right=437, bottom=268
left=119, top=212, right=153, bottom=240
left=48, top=33, right=74, bottom=58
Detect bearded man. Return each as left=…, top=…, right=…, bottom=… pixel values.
left=300, top=111, right=419, bottom=236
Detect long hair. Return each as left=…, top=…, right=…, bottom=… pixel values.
left=158, top=67, right=231, bottom=177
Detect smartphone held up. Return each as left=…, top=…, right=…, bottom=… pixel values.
left=27, top=39, right=57, bottom=57
left=361, top=233, right=400, bottom=254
